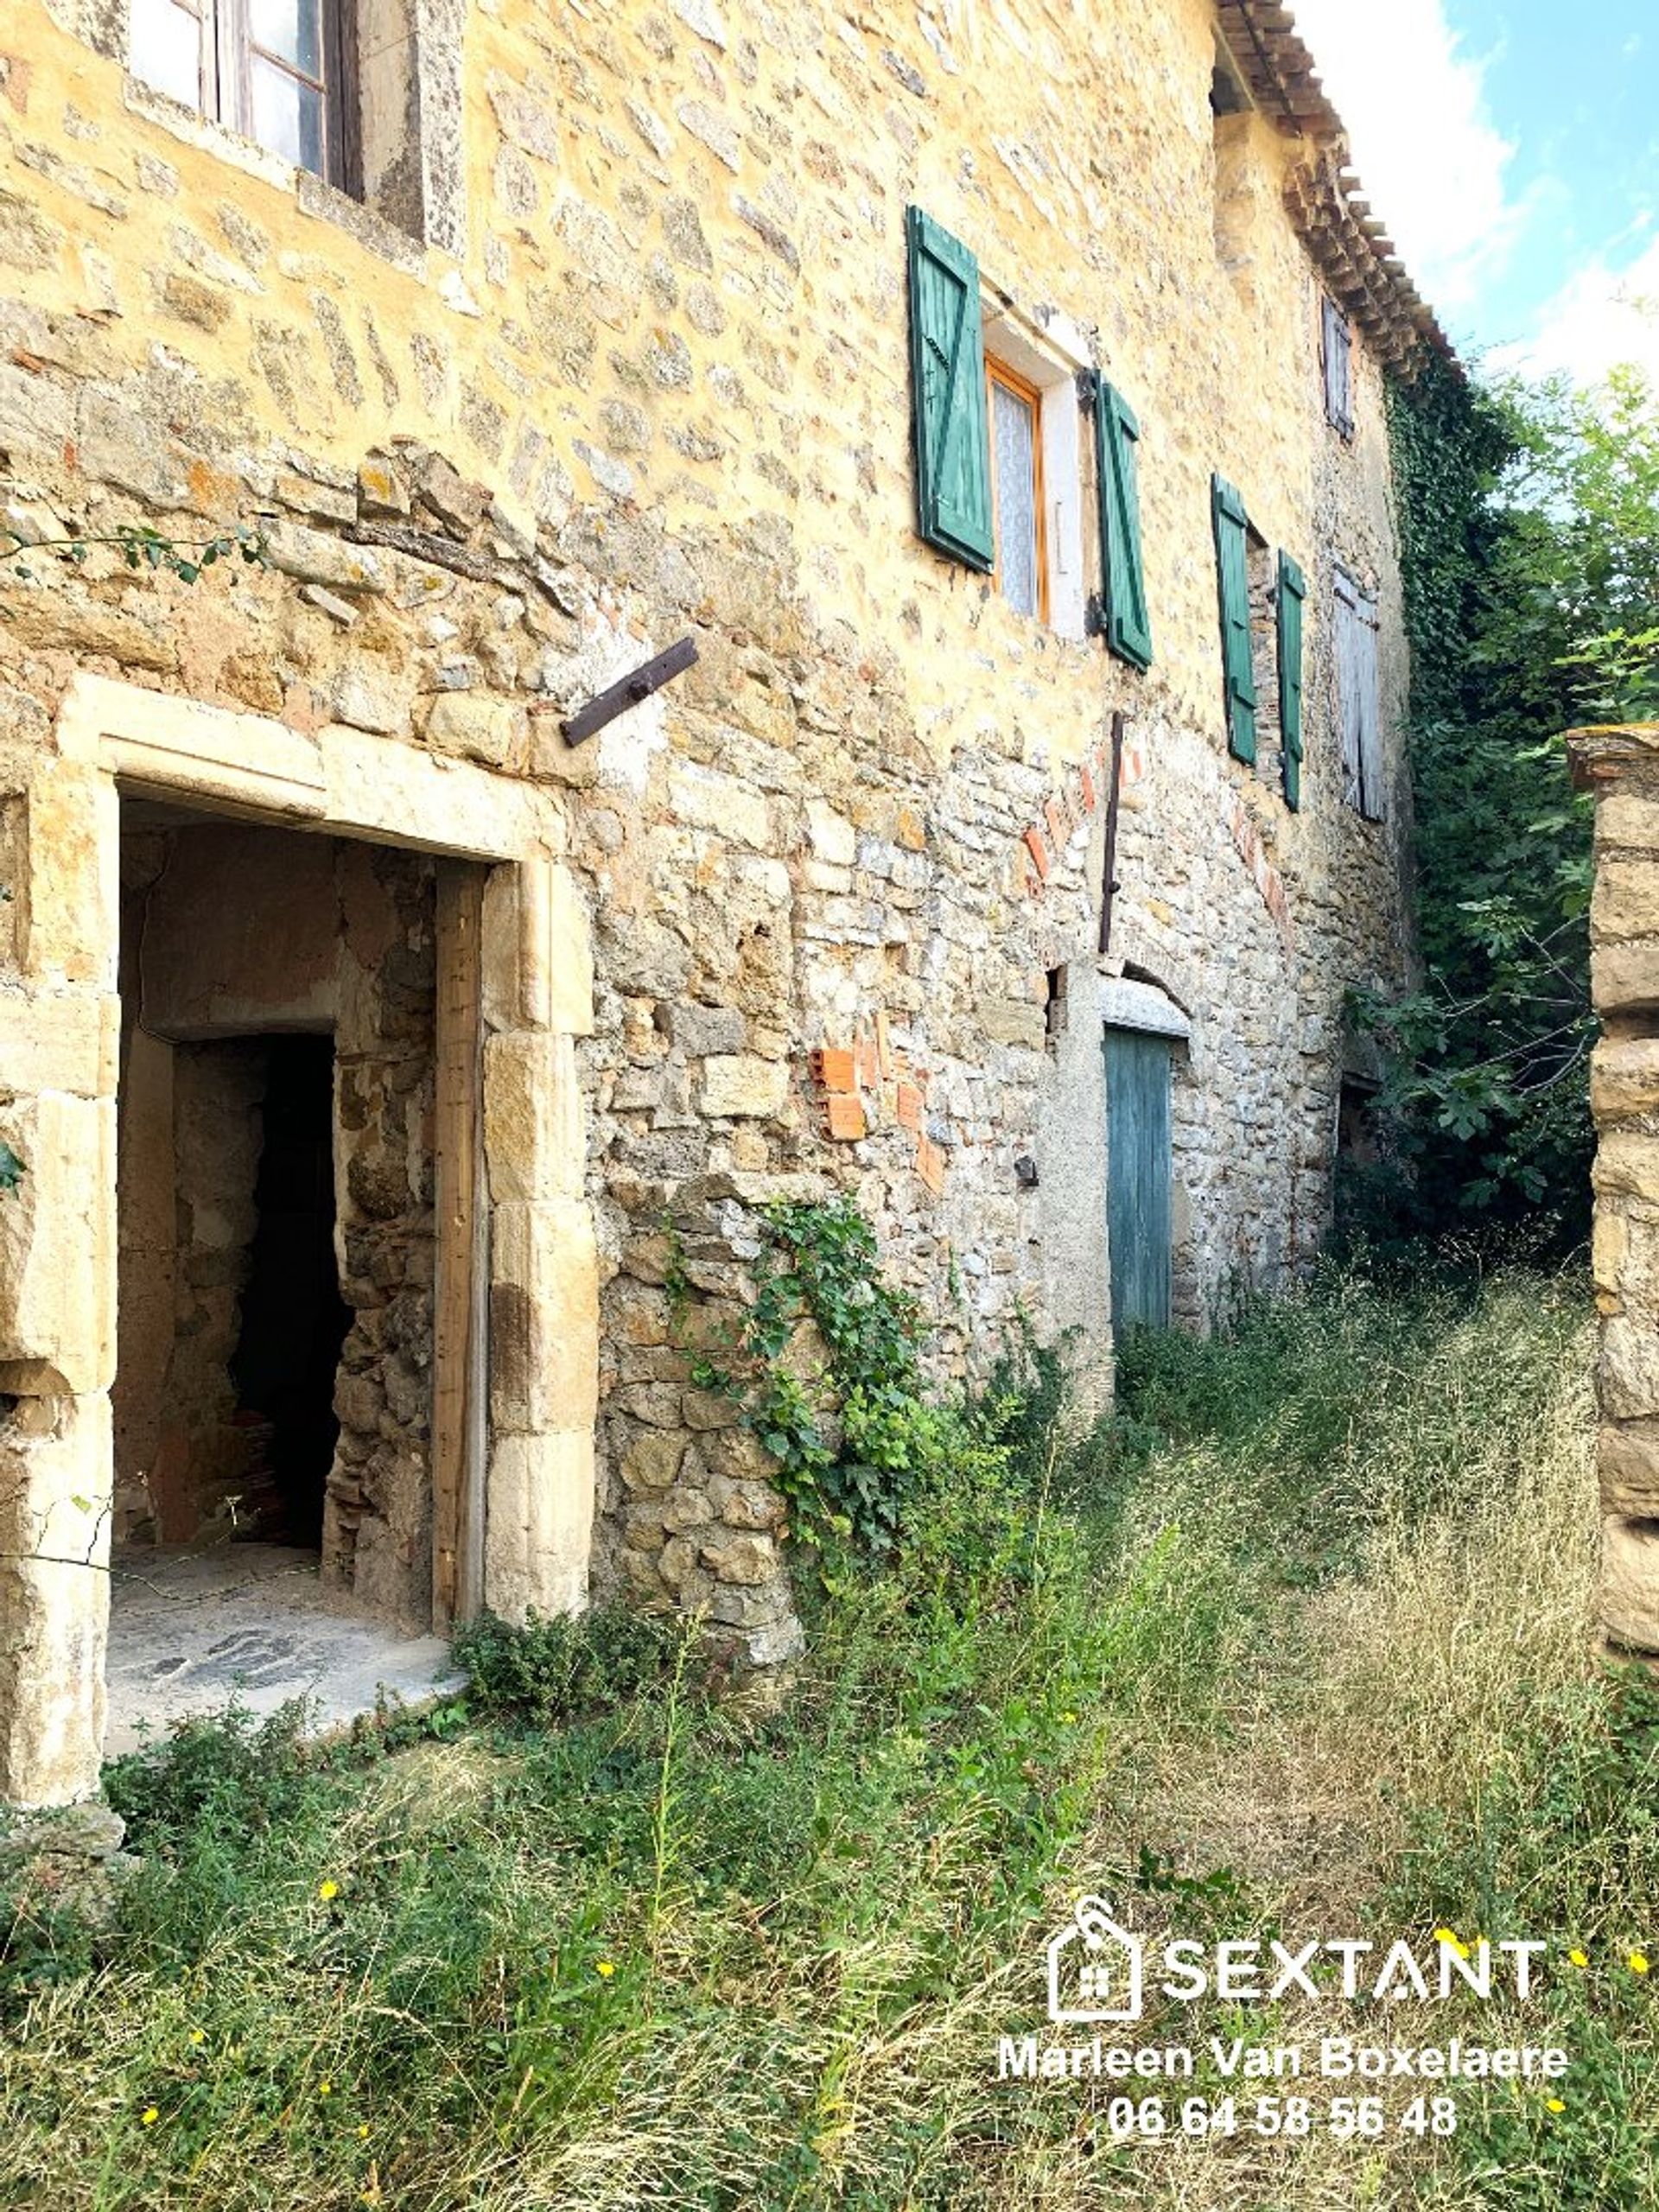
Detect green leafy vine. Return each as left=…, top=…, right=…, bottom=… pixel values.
left=669, top=1196, right=950, bottom=1553
left=1, top=523, right=267, bottom=588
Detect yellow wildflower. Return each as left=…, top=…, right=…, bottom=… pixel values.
left=595, top=1959, right=616, bottom=1979
left=1567, top=1948, right=1588, bottom=1968
left=358, top=2125, right=371, bottom=2139
left=318, top=1879, right=340, bottom=1902
left=141, top=2108, right=160, bottom=2127
left=188, top=2027, right=206, bottom=2045
left=1547, top=2098, right=1566, bottom=2114
left=320, top=2081, right=333, bottom=2097
left=1630, top=1951, right=1649, bottom=1974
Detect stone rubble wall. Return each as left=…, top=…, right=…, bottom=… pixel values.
left=0, top=0, right=1421, bottom=1792
left=1571, top=724, right=1659, bottom=1659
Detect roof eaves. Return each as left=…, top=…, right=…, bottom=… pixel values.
left=1213, top=0, right=1457, bottom=379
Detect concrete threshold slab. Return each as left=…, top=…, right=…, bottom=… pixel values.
left=105, top=1542, right=467, bottom=1760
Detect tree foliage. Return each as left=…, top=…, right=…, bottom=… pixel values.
left=1356, top=354, right=1659, bottom=1249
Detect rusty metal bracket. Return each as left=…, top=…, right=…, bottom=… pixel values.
left=562, top=635, right=698, bottom=747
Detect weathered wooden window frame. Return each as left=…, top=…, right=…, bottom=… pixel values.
left=78, top=0, right=466, bottom=254
left=986, top=353, right=1051, bottom=627
left=130, top=0, right=359, bottom=193
left=1321, top=296, right=1355, bottom=440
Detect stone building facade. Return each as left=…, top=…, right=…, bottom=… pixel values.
left=0, top=0, right=1435, bottom=1801
left=1570, top=723, right=1659, bottom=1663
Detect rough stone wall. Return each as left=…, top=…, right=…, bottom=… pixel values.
left=1570, top=724, right=1659, bottom=1660
left=0, top=0, right=1421, bottom=1766
left=328, top=843, right=438, bottom=1630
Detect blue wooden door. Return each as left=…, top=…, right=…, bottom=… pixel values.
left=1104, top=1027, right=1172, bottom=1334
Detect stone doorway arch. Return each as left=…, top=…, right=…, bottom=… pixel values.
left=0, top=673, right=598, bottom=1804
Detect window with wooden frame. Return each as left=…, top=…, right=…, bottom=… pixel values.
left=130, top=0, right=359, bottom=194
left=986, top=355, right=1049, bottom=624
left=905, top=207, right=1088, bottom=637
left=1321, top=296, right=1354, bottom=438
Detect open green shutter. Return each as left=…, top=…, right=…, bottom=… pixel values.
left=906, top=207, right=993, bottom=572
left=1211, top=474, right=1256, bottom=763
left=1094, top=379, right=1152, bottom=670
left=1277, top=551, right=1306, bottom=810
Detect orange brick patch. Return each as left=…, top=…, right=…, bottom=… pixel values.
left=809, top=1046, right=857, bottom=1093
left=895, top=1081, right=924, bottom=1132
left=823, top=1092, right=868, bottom=1141
left=1022, top=825, right=1050, bottom=880
left=915, top=1134, right=946, bottom=1194
left=894, top=803, right=927, bottom=851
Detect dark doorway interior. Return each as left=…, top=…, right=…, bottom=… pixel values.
left=229, top=1037, right=353, bottom=1548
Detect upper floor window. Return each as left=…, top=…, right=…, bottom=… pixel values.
left=905, top=206, right=1099, bottom=645
left=1321, top=296, right=1354, bottom=438
left=987, top=357, right=1048, bottom=623
left=130, top=0, right=358, bottom=190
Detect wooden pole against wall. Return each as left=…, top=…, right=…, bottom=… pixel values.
left=431, top=865, right=485, bottom=1629
left=1098, top=710, right=1126, bottom=956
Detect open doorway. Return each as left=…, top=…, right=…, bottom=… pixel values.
left=108, top=804, right=457, bottom=1746
left=227, top=1036, right=353, bottom=1549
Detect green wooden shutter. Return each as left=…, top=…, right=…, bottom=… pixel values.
left=1277, top=550, right=1306, bottom=810
left=906, top=207, right=993, bottom=572
left=1094, top=379, right=1153, bottom=670
left=1211, top=474, right=1256, bottom=763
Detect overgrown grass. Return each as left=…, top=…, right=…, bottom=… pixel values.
left=2, top=1262, right=1647, bottom=2209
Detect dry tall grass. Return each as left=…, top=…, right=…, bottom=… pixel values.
left=2, top=1268, right=1638, bottom=2212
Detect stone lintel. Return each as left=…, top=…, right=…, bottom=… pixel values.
left=57, top=672, right=328, bottom=823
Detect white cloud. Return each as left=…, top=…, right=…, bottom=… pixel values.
left=1289, top=0, right=1523, bottom=319
left=1491, top=231, right=1659, bottom=386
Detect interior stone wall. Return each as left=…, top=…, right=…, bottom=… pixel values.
left=327, top=842, right=438, bottom=1629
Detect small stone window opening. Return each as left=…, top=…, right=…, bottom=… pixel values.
left=1322, top=296, right=1355, bottom=438
left=1336, top=1078, right=1381, bottom=1176
left=988, top=356, right=1049, bottom=625
left=130, top=0, right=360, bottom=193
left=1045, top=963, right=1069, bottom=1040
left=1210, top=39, right=1249, bottom=118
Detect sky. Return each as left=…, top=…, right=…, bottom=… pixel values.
left=1289, top=0, right=1658, bottom=386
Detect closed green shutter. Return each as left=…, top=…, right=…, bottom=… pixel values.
left=906, top=207, right=993, bottom=572
left=1211, top=474, right=1256, bottom=763
left=1277, top=550, right=1306, bottom=810
left=1094, top=379, right=1153, bottom=670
